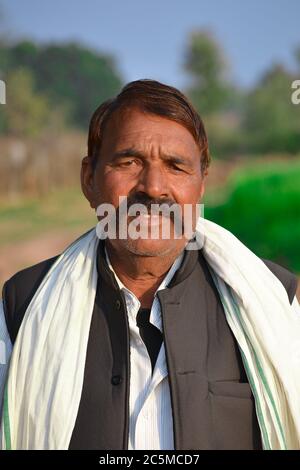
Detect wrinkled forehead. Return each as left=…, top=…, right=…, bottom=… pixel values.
left=101, top=106, right=201, bottom=157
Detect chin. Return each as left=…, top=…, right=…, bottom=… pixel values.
left=120, top=238, right=180, bottom=257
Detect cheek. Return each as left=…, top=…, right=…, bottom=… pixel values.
left=171, top=177, right=204, bottom=205
left=97, top=171, right=135, bottom=205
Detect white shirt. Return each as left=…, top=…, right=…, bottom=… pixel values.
left=104, top=250, right=300, bottom=450
left=105, top=247, right=185, bottom=450
left=0, top=263, right=299, bottom=448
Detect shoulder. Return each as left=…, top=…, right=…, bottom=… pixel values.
left=2, top=227, right=95, bottom=343
left=2, top=255, right=59, bottom=343
left=261, top=258, right=298, bottom=304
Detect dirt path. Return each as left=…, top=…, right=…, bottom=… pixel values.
left=0, top=229, right=81, bottom=291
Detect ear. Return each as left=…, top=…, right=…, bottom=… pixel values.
left=81, top=156, right=97, bottom=209
left=199, top=169, right=208, bottom=200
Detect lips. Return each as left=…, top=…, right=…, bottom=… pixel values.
left=131, top=213, right=162, bottom=226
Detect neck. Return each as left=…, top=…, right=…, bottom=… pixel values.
left=105, top=241, right=184, bottom=308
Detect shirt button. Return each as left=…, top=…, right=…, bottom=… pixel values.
left=115, top=300, right=121, bottom=310
left=111, top=375, right=122, bottom=385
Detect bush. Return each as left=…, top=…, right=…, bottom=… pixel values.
left=205, top=160, right=300, bottom=273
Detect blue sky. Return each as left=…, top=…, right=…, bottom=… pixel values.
left=1, top=0, right=300, bottom=89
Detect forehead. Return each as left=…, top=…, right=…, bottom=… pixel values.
left=102, top=107, right=200, bottom=155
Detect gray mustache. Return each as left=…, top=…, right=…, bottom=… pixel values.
left=116, top=194, right=185, bottom=233
left=126, top=193, right=176, bottom=211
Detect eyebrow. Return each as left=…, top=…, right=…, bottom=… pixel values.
left=112, top=147, right=192, bottom=166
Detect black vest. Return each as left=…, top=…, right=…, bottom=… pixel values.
left=2, top=240, right=298, bottom=449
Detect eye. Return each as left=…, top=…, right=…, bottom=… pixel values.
left=118, top=159, right=137, bottom=167
left=169, top=162, right=184, bottom=172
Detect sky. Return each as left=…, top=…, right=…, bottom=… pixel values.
left=1, top=0, right=300, bottom=89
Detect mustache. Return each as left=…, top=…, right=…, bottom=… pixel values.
left=116, top=193, right=185, bottom=233
left=126, top=193, right=176, bottom=212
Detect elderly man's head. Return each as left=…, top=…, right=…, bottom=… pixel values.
left=81, top=79, right=210, bottom=257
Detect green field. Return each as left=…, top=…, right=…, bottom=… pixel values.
left=205, top=159, right=300, bottom=273
left=0, top=187, right=95, bottom=246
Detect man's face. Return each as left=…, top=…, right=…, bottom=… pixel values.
left=82, top=107, right=207, bottom=257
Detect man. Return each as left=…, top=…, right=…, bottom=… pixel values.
left=0, top=79, right=300, bottom=450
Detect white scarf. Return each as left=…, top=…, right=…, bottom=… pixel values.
left=1, top=218, right=300, bottom=450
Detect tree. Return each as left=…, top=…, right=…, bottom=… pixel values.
left=294, top=46, right=300, bottom=71
left=184, top=30, right=234, bottom=116
left=243, top=63, right=300, bottom=153
left=0, top=40, right=123, bottom=129
left=0, top=67, right=65, bottom=137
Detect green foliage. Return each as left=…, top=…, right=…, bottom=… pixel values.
left=183, top=30, right=300, bottom=157
left=0, top=40, right=123, bottom=130
left=184, top=30, right=237, bottom=116
left=0, top=67, right=49, bottom=136
left=1, top=32, right=299, bottom=156
left=243, top=64, right=300, bottom=154
left=294, top=47, right=300, bottom=69
left=205, top=161, right=300, bottom=273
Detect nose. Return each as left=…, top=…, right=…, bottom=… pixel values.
left=135, top=164, right=169, bottom=199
